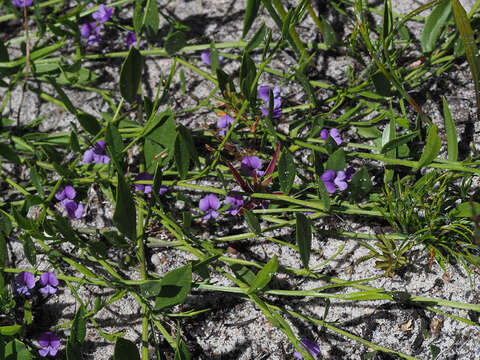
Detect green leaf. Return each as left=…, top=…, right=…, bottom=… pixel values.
left=247, top=255, right=278, bottom=294
left=154, top=263, right=192, bottom=310
left=48, top=77, right=77, bottom=114
left=76, top=112, right=101, bottom=136
left=296, top=213, right=312, bottom=270
left=442, top=97, right=458, bottom=161
left=243, top=208, right=261, bottom=235
left=174, top=131, right=190, bottom=180
left=278, top=149, right=296, bottom=194
left=0, top=232, right=6, bottom=267
left=372, top=71, right=393, bottom=97
left=66, top=339, right=82, bottom=360
left=22, top=234, right=36, bottom=266
left=421, top=0, right=452, bottom=53
left=317, top=177, right=331, bottom=212
left=429, top=344, right=441, bottom=360
left=177, top=125, right=199, bottom=167
left=324, top=148, right=346, bottom=171
left=142, top=108, right=172, bottom=138
left=71, top=305, right=86, bottom=344
left=416, top=124, right=441, bottom=170
left=239, top=52, right=257, bottom=103
left=113, top=338, right=140, bottom=360
left=209, top=41, right=220, bottom=74
left=144, top=109, right=175, bottom=171
left=217, top=68, right=236, bottom=99
left=451, top=0, right=480, bottom=118
left=230, top=263, right=256, bottom=287
left=145, top=0, right=159, bottom=34
left=381, top=131, right=419, bottom=154
left=140, top=280, right=163, bottom=298
left=245, top=23, right=266, bottom=53
left=357, top=125, right=382, bottom=139
left=449, top=201, right=480, bottom=218
left=0, top=210, right=13, bottom=236
left=174, top=338, right=191, bottom=360
left=242, top=0, right=261, bottom=38
left=321, top=16, right=337, bottom=47
left=120, top=47, right=143, bottom=103
left=164, top=30, right=186, bottom=56
left=349, top=166, right=372, bottom=203
left=133, top=0, right=144, bottom=34
left=281, top=8, right=294, bottom=41
left=5, top=339, right=31, bottom=360
left=0, top=325, right=21, bottom=336
left=113, top=172, right=137, bottom=240
left=105, top=122, right=124, bottom=171
left=0, top=143, right=21, bottom=164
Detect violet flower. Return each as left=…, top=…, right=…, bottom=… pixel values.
left=345, top=167, right=355, bottom=181
left=92, top=4, right=113, bottom=23
left=56, top=186, right=84, bottom=219
left=126, top=31, right=143, bottom=47
left=15, top=271, right=35, bottom=296
left=55, top=186, right=76, bottom=203
left=80, top=22, right=101, bottom=45
left=135, top=173, right=154, bottom=194
left=294, top=338, right=320, bottom=359
left=201, top=49, right=224, bottom=66
left=320, top=128, right=342, bottom=146
left=39, top=272, right=59, bottom=295
left=241, top=156, right=265, bottom=177
left=12, top=0, right=33, bottom=7
left=225, top=195, right=244, bottom=215
left=38, top=332, right=60, bottom=357
left=321, top=170, right=348, bottom=194
left=217, top=114, right=235, bottom=136
left=199, top=194, right=220, bottom=220
left=259, top=85, right=282, bottom=119
left=83, top=140, right=110, bottom=164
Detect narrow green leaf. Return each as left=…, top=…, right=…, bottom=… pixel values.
left=296, top=213, right=312, bottom=270
left=145, top=0, right=159, bottom=34
left=421, top=0, right=452, bottom=53
left=324, top=148, right=346, bottom=171
left=178, top=125, right=199, bottom=167
left=140, top=280, right=162, bottom=298
left=442, top=97, right=458, bottom=161
left=380, top=131, right=419, bottom=154
left=209, top=41, right=220, bottom=74
left=216, top=68, right=236, bottom=99
left=119, top=47, right=143, bottom=103
left=0, top=143, right=21, bottom=164
left=164, top=31, right=186, bottom=56
left=174, top=338, right=191, bottom=360
left=239, top=52, right=257, bottom=103
left=430, top=344, right=441, bottom=359
left=245, top=23, right=266, bottom=53
left=278, top=149, right=296, bottom=194
left=76, top=112, right=101, bottom=136
left=22, top=234, right=36, bottom=266
left=114, top=338, right=140, bottom=360
left=243, top=208, right=261, bottom=235
left=105, top=122, right=124, bottom=171
left=372, top=71, right=393, bottom=97
left=66, top=339, right=82, bottom=360
left=230, top=263, right=256, bottom=286
left=247, top=255, right=278, bottom=294
left=451, top=0, right=480, bottom=118
left=154, top=263, right=192, bottom=310
left=0, top=325, right=21, bottom=336
left=321, top=16, right=337, bottom=47
left=0, top=232, right=6, bottom=267
left=133, top=0, right=143, bottom=34
left=48, top=77, right=77, bottom=114
left=71, top=305, right=86, bottom=344
left=242, top=0, right=261, bottom=38
left=417, top=124, right=441, bottom=170
left=113, top=172, right=137, bottom=240
left=317, top=177, right=331, bottom=212
left=449, top=201, right=480, bottom=218
left=63, top=258, right=98, bottom=279
left=281, top=9, right=294, bottom=41
left=174, top=131, right=190, bottom=180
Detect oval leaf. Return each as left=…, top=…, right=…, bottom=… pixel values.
left=114, top=338, right=140, bottom=360
left=154, top=263, right=192, bottom=311
left=296, top=213, right=312, bottom=270
left=247, top=255, right=278, bottom=294
left=120, top=47, right=143, bottom=103
left=278, top=149, right=296, bottom=194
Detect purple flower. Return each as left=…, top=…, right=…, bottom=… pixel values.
left=92, top=4, right=113, bottom=23
left=80, top=22, right=101, bottom=45
left=199, top=194, right=220, bottom=220
left=201, top=49, right=224, bottom=66
left=159, top=186, right=168, bottom=195
left=345, top=167, right=355, bottom=180
left=126, top=31, right=143, bottom=47
left=39, top=272, right=59, bottom=295
left=217, top=114, right=235, bottom=136
left=241, top=156, right=265, bottom=177
left=55, top=186, right=76, bottom=202
left=12, top=0, right=33, bottom=7
left=294, top=338, right=320, bottom=359
left=83, top=140, right=110, bottom=164
left=135, top=172, right=154, bottom=194
left=225, top=195, right=244, bottom=215
left=38, top=332, right=60, bottom=357
left=63, top=200, right=84, bottom=219
left=320, top=128, right=342, bottom=146
left=321, top=170, right=351, bottom=194
left=15, top=271, right=35, bottom=296
left=259, top=85, right=282, bottom=119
